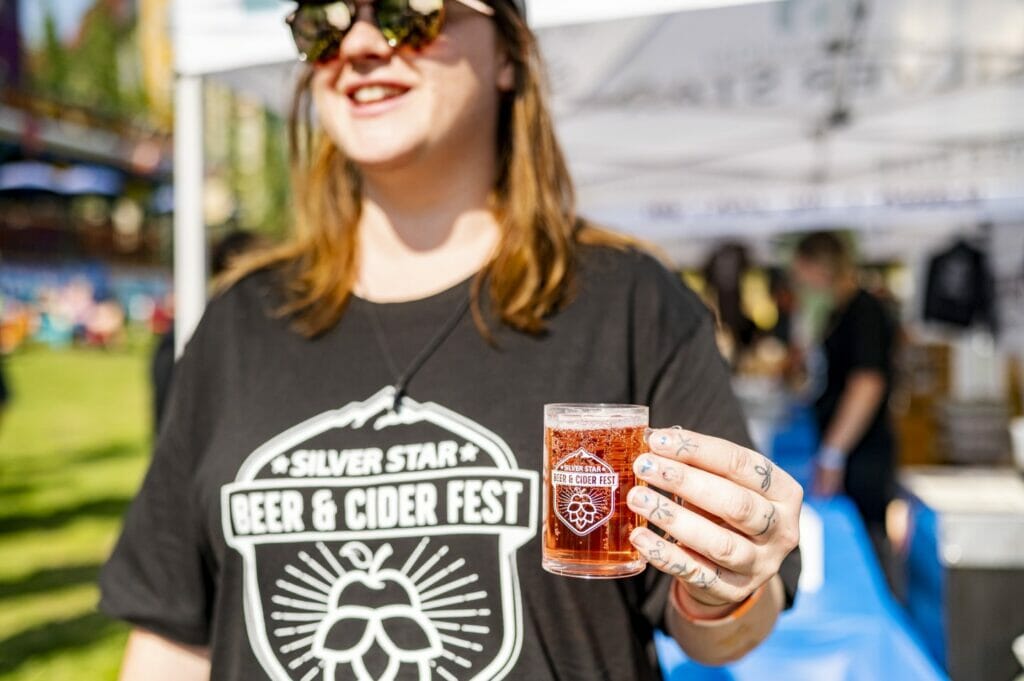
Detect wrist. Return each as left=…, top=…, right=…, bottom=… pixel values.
left=672, top=580, right=761, bottom=623
left=817, top=444, right=847, bottom=471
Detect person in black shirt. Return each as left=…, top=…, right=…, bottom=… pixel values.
left=102, top=2, right=803, bottom=679
left=792, top=232, right=896, bottom=549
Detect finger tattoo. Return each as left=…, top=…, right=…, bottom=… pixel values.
left=755, top=504, right=777, bottom=537
left=755, top=459, right=774, bottom=492
left=675, top=434, right=698, bottom=457
left=667, top=562, right=689, bottom=577
left=660, top=467, right=682, bottom=483
left=695, top=566, right=721, bottom=590
left=648, top=540, right=668, bottom=566
left=650, top=496, right=674, bottom=522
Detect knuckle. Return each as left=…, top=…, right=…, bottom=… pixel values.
left=729, top=491, right=756, bottom=525
left=780, top=523, right=800, bottom=550
left=736, top=547, right=758, bottom=573
left=728, top=447, right=751, bottom=477
left=791, top=479, right=805, bottom=504
left=714, top=532, right=738, bottom=562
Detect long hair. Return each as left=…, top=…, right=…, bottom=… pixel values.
left=219, top=1, right=634, bottom=338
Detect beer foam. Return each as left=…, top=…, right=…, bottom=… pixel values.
left=544, top=404, right=648, bottom=430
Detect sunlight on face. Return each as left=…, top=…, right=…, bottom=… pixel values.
left=311, top=5, right=512, bottom=174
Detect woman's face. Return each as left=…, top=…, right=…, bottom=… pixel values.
left=311, top=2, right=514, bottom=173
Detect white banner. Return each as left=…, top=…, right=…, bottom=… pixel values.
left=173, top=0, right=294, bottom=76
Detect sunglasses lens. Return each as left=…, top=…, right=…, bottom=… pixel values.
left=289, top=2, right=352, bottom=62
left=377, top=0, right=445, bottom=49
left=288, top=0, right=447, bottom=61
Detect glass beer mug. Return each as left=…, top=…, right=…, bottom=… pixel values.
left=542, top=404, right=648, bottom=578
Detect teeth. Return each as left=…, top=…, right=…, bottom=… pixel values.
left=352, top=85, right=405, bottom=104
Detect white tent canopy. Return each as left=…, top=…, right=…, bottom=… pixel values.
left=171, top=0, right=1024, bottom=349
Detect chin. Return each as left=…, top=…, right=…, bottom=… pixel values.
left=344, top=142, right=426, bottom=173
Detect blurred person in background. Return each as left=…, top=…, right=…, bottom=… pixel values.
left=792, top=232, right=897, bottom=560
left=151, top=229, right=264, bottom=433
left=102, top=2, right=802, bottom=679
left=702, top=242, right=758, bottom=366
left=767, top=267, right=795, bottom=347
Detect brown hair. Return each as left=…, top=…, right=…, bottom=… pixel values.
left=793, top=231, right=854, bottom=277
left=219, top=1, right=634, bottom=338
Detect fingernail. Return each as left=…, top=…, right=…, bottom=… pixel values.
left=643, top=427, right=654, bottom=445
left=630, top=526, right=648, bottom=544
left=635, top=454, right=657, bottom=476
left=627, top=487, right=652, bottom=508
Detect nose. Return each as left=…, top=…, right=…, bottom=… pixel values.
left=338, top=6, right=395, bottom=64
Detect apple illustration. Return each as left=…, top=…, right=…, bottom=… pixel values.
left=312, top=543, right=442, bottom=681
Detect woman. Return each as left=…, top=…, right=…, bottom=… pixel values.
left=101, top=2, right=803, bottom=679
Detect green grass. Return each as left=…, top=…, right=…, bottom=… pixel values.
left=0, top=338, right=155, bottom=680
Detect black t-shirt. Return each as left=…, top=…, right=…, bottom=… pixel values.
left=100, top=246, right=800, bottom=681
left=922, top=240, right=996, bottom=330
left=814, top=289, right=896, bottom=455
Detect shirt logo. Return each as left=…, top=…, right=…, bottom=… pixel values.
left=222, top=387, right=538, bottom=681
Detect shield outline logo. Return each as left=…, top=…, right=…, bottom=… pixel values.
left=221, top=387, right=539, bottom=681
left=550, top=448, right=618, bottom=537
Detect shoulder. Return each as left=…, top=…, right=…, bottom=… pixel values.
left=574, top=244, right=711, bottom=337
left=183, top=267, right=287, bottom=356
left=850, top=289, right=889, bottom=319
left=210, top=266, right=286, bottom=325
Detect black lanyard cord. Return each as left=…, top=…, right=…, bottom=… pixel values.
left=364, top=293, right=471, bottom=412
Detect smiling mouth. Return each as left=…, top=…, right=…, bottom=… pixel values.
left=349, top=84, right=410, bottom=105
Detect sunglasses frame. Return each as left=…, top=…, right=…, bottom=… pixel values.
left=286, top=0, right=495, bottom=63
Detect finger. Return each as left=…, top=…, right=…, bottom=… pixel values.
left=646, top=427, right=800, bottom=502
left=626, top=486, right=759, bottom=574
left=630, top=527, right=749, bottom=604
left=633, top=453, right=780, bottom=540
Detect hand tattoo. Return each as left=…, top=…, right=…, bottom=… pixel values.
left=660, top=466, right=682, bottom=483
left=675, top=435, right=697, bottom=457
left=650, top=495, right=674, bottom=522
left=695, top=566, right=721, bottom=590
left=755, top=504, right=777, bottom=537
left=667, top=562, right=690, bottom=578
left=648, top=540, right=668, bottom=566
left=755, top=459, right=774, bottom=492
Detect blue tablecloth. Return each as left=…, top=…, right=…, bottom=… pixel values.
left=656, top=498, right=947, bottom=681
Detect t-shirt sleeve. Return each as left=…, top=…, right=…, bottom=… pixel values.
left=850, top=295, right=890, bottom=374
left=99, top=307, right=224, bottom=646
left=626, top=254, right=800, bottom=631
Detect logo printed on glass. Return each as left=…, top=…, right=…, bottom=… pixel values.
left=551, top=448, right=618, bottom=537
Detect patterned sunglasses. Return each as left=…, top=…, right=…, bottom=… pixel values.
left=287, top=0, right=495, bottom=63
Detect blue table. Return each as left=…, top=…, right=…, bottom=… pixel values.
left=656, top=498, right=947, bottom=681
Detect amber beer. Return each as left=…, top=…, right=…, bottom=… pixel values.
left=542, top=404, right=648, bottom=578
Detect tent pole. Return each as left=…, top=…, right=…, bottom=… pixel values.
left=172, top=72, right=208, bottom=358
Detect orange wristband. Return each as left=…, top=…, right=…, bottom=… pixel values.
left=671, top=580, right=766, bottom=624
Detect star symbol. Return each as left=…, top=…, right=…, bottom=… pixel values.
left=271, top=455, right=291, bottom=476
left=458, top=443, right=479, bottom=463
